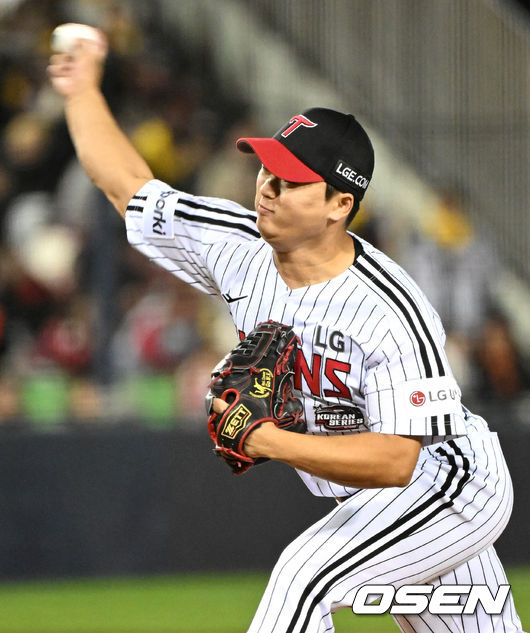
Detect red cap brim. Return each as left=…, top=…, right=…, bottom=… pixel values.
left=236, top=137, right=323, bottom=183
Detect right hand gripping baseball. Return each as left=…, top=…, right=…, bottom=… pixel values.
left=206, top=321, right=306, bottom=474
left=48, top=24, right=108, bottom=98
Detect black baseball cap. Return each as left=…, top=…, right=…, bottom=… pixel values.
left=236, top=107, right=374, bottom=200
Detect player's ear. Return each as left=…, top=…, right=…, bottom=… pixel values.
left=327, top=192, right=354, bottom=223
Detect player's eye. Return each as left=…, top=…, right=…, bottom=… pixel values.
left=284, top=179, right=302, bottom=188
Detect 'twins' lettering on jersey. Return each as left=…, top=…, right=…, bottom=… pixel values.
left=236, top=324, right=355, bottom=405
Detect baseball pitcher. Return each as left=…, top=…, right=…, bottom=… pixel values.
left=48, top=27, right=525, bottom=633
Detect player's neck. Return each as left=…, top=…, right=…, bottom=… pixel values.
left=273, top=233, right=355, bottom=290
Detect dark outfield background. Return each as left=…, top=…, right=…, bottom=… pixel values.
left=0, top=422, right=527, bottom=580
left=0, top=0, right=528, bottom=593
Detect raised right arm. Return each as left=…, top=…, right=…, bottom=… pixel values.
left=47, top=28, right=153, bottom=217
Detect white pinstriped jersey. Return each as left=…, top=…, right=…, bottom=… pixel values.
left=125, top=179, right=489, bottom=498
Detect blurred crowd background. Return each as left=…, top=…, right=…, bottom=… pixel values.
left=0, top=0, right=528, bottom=431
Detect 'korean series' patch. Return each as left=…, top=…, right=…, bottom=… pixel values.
left=314, top=405, right=367, bottom=431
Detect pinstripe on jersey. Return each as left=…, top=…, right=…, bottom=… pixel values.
left=246, top=431, right=515, bottom=633
left=127, top=181, right=473, bottom=499
left=283, top=440, right=472, bottom=633
left=124, top=180, right=522, bottom=633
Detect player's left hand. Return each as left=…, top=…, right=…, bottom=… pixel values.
left=205, top=321, right=306, bottom=474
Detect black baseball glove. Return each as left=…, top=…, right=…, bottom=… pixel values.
left=206, top=320, right=306, bottom=474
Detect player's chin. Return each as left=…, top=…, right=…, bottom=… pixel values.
left=256, top=215, right=276, bottom=242
left=257, top=223, right=294, bottom=252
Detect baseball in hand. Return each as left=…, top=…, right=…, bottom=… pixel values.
left=50, top=23, right=106, bottom=54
